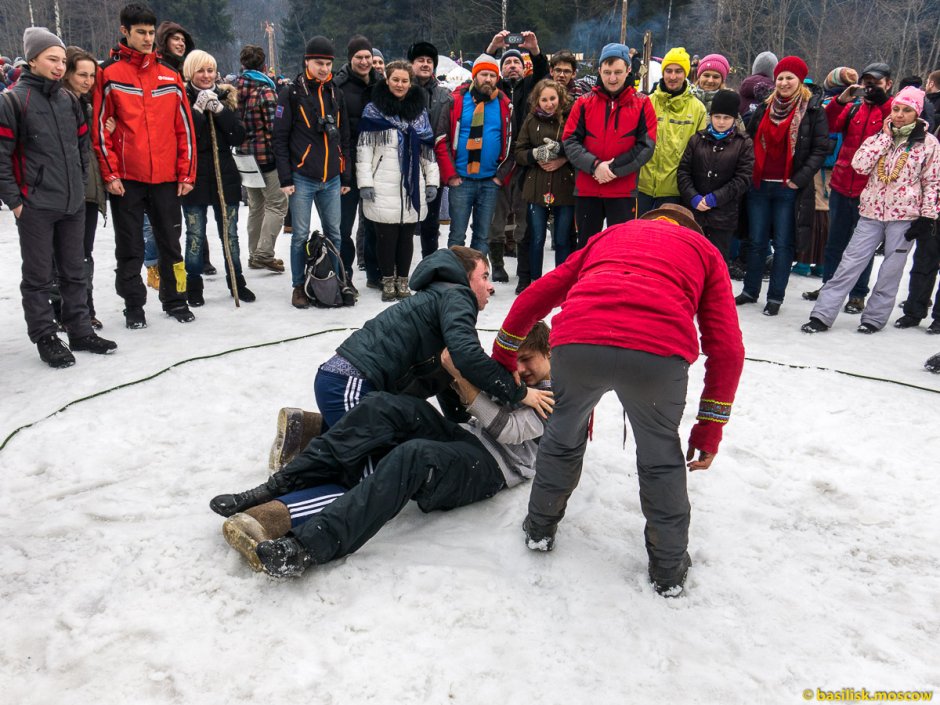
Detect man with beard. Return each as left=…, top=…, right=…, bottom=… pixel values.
left=436, top=55, right=513, bottom=255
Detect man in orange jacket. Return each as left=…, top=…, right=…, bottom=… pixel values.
left=92, top=3, right=197, bottom=328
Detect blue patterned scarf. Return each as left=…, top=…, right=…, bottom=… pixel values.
left=358, top=101, right=434, bottom=214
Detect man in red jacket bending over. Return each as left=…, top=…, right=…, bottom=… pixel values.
left=492, top=204, right=745, bottom=597
left=92, top=3, right=197, bottom=329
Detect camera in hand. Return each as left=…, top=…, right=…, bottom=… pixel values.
left=506, top=33, right=525, bottom=46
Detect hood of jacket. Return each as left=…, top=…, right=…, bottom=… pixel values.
left=740, top=74, right=774, bottom=101
left=156, top=21, right=195, bottom=57
left=409, top=248, right=472, bottom=291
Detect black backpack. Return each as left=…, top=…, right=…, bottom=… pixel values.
left=303, top=231, right=356, bottom=308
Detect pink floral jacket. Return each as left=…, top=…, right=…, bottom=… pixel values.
left=851, top=121, right=940, bottom=222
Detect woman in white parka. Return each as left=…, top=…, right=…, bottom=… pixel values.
left=357, top=60, right=440, bottom=301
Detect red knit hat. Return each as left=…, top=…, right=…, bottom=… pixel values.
left=774, top=56, right=809, bottom=82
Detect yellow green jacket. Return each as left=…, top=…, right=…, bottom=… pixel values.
left=639, top=82, right=707, bottom=198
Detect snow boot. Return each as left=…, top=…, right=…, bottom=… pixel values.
left=123, top=306, right=147, bottom=329
left=489, top=243, right=509, bottom=283
left=857, top=322, right=878, bottom=334
left=925, top=353, right=940, bottom=373
left=69, top=332, right=117, bottom=355
left=763, top=302, right=780, bottom=316
left=801, top=317, right=829, bottom=334
left=844, top=297, right=865, bottom=314
left=256, top=536, right=313, bottom=577
left=927, top=320, right=940, bottom=335
left=36, top=334, right=75, bottom=369
left=187, top=277, right=205, bottom=307
left=396, top=276, right=411, bottom=299
left=228, top=274, right=256, bottom=303
left=894, top=315, right=921, bottom=329
left=268, top=408, right=324, bottom=471
left=381, top=276, right=397, bottom=302
left=209, top=473, right=294, bottom=518
left=223, top=504, right=291, bottom=572
left=166, top=305, right=195, bottom=323
left=522, top=516, right=556, bottom=552
left=649, top=552, right=692, bottom=598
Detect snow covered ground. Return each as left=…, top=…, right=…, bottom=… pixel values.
left=1, top=206, right=938, bottom=704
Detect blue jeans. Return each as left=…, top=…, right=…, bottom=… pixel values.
left=182, top=203, right=241, bottom=280
left=744, top=181, right=798, bottom=303
left=527, top=203, right=574, bottom=280
left=143, top=213, right=158, bottom=267
left=290, top=173, right=342, bottom=287
left=447, top=178, right=500, bottom=255
left=823, top=189, right=872, bottom=298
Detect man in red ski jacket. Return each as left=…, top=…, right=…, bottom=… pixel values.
left=492, top=204, right=744, bottom=598
left=92, top=2, right=197, bottom=328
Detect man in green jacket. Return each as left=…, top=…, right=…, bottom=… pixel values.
left=638, top=47, right=707, bottom=216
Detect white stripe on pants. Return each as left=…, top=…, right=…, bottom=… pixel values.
left=811, top=217, right=913, bottom=329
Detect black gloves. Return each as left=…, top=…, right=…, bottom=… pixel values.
left=905, top=216, right=936, bottom=241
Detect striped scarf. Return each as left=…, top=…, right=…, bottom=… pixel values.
left=466, top=87, right=500, bottom=175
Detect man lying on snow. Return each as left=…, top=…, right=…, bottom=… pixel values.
left=208, top=322, right=553, bottom=577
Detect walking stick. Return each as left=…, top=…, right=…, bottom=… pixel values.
left=207, top=111, right=240, bottom=307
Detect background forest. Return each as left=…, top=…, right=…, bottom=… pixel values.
left=2, top=0, right=939, bottom=84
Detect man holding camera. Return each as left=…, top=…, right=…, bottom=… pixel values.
left=803, top=62, right=894, bottom=314
left=273, top=36, right=352, bottom=309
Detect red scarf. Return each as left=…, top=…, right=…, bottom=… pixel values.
left=752, top=106, right=797, bottom=186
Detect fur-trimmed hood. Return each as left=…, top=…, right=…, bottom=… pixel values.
left=369, top=81, right=426, bottom=122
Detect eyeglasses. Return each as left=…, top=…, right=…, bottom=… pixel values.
left=551, top=68, right=574, bottom=76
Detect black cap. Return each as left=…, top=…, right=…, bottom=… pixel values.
left=305, top=36, right=335, bottom=60
left=861, top=62, right=891, bottom=80
left=407, top=41, right=439, bottom=70
left=710, top=89, right=741, bottom=118
left=346, top=34, right=372, bottom=62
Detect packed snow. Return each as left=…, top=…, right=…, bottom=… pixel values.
left=1, top=206, right=938, bottom=704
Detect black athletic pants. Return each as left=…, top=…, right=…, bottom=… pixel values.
left=574, top=196, right=637, bottom=248
left=276, top=392, right=505, bottom=564
left=902, top=225, right=940, bottom=323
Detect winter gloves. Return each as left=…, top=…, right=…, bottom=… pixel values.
left=533, top=138, right=561, bottom=163
left=905, top=216, right=936, bottom=241
left=359, top=186, right=376, bottom=201
left=425, top=186, right=438, bottom=202
left=193, top=89, right=223, bottom=114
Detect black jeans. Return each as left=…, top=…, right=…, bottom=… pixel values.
left=276, top=392, right=505, bottom=564
left=574, top=196, right=637, bottom=248
left=374, top=222, right=417, bottom=278
left=419, top=186, right=443, bottom=258
left=903, top=226, right=940, bottom=322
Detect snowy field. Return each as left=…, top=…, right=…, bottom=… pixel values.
left=1, top=206, right=938, bottom=705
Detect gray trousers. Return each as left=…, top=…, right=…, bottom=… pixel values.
left=245, top=168, right=288, bottom=263
left=18, top=205, right=92, bottom=342
left=811, top=217, right=913, bottom=330
left=528, top=344, right=691, bottom=577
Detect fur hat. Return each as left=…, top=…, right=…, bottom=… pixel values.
left=598, top=43, right=630, bottom=67
left=894, top=86, right=925, bottom=115
left=640, top=204, right=704, bottom=236
left=23, top=27, right=65, bottom=63
left=823, top=66, right=858, bottom=90
left=472, top=54, right=500, bottom=78
left=751, top=51, right=778, bottom=78
left=304, top=36, right=335, bottom=61
left=774, top=56, right=809, bottom=82
left=661, top=47, right=691, bottom=76
left=697, top=54, right=729, bottom=82
left=346, top=35, right=372, bottom=61
left=710, top=89, right=740, bottom=118
left=407, top=41, right=438, bottom=70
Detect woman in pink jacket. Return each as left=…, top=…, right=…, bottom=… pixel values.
left=802, top=86, right=940, bottom=333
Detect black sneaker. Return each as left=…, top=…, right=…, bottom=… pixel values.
left=857, top=322, right=878, bottom=334
left=927, top=320, right=940, bottom=335
left=522, top=516, right=556, bottom=552
left=124, top=306, right=147, bottom=329
left=926, top=353, right=940, bottom=373
left=166, top=306, right=195, bottom=323
left=763, top=302, right=780, bottom=316
left=801, top=317, right=829, bottom=334
left=256, top=537, right=313, bottom=577
left=37, top=334, right=75, bottom=368
left=894, top=315, right=921, bottom=329
left=649, top=553, right=692, bottom=598
left=69, top=332, right=117, bottom=354
left=734, top=293, right=757, bottom=306
left=210, top=475, right=291, bottom=517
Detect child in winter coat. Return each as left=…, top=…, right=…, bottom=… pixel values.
left=514, top=78, right=576, bottom=283
left=802, top=86, right=940, bottom=334
left=677, top=89, right=754, bottom=262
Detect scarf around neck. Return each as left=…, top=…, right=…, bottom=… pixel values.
left=358, top=100, right=434, bottom=214
left=465, top=87, right=500, bottom=175
left=890, top=121, right=916, bottom=147
left=707, top=123, right=735, bottom=140
left=243, top=69, right=276, bottom=90
left=753, top=89, right=810, bottom=186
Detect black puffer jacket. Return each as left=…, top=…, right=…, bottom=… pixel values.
left=333, top=64, right=381, bottom=144
left=337, top=249, right=526, bottom=405
left=677, top=127, right=754, bottom=232
left=0, top=69, right=88, bottom=213
left=182, top=83, right=246, bottom=206
left=746, top=86, right=830, bottom=190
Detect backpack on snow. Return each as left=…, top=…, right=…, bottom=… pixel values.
left=303, top=231, right=356, bottom=308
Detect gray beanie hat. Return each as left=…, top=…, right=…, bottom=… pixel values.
left=751, top=51, right=779, bottom=78
left=23, top=27, right=65, bottom=63
left=372, top=48, right=384, bottom=61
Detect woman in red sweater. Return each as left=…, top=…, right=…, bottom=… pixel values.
left=491, top=204, right=744, bottom=597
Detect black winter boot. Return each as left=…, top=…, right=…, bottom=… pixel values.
left=69, top=332, right=117, bottom=355
left=124, top=306, right=147, bottom=329
left=187, top=277, right=205, bottom=307
left=228, top=274, right=257, bottom=303
left=256, top=536, right=313, bottom=577
left=37, top=334, right=76, bottom=369
left=166, top=305, right=195, bottom=323
left=649, top=552, right=692, bottom=598
left=523, top=516, right=556, bottom=552
left=210, top=473, right=294, bottom=517
left=489, top=243, right=509, bottom=283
